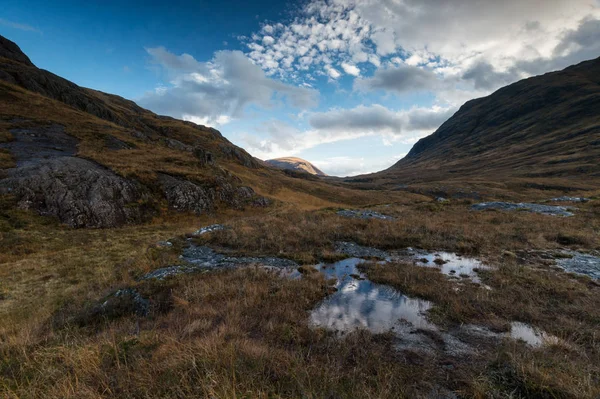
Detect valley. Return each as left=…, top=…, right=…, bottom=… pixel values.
left=1, top=34, right=600, bottom=398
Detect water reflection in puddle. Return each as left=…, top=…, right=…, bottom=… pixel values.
left=310, top=258, right=434, bottom=333
left=406, top=251, right=488, bottom=283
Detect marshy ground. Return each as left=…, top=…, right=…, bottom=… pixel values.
left=1, top=186, right=600, bottom=398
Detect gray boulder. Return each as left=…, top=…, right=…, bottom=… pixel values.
left=158, top=173, right=216, bottom=214
left=1, top=157, right=147, bottom=228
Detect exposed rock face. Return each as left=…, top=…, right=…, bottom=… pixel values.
left=158, top=174, right=216, bottom=214
left=266, top=157, right=327, bottom=176
left=0, top=35, right=34, bottom=66
left=1, top=157, right=147, bottom=227
left=219, top=143, right=261, bottom=168
left=158, top=174, right=269, bottom=214
left=104, top=135, right=135, bottom=150
left=3, top=124, right=77, bottom=166
left=161, top=137, right=192, bottom=152
left=193, top=146, right=215, bottom=166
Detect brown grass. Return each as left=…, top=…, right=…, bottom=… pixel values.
left=200, top=200, right=600, bottom=263
left=358, top=259, right=600, bottom=398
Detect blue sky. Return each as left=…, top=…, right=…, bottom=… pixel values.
left=2, top=0, right=600, bottom=176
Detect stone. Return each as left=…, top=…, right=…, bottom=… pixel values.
left=193, top=146, right=215, bottom=166
left=2, top=124, right=77, bottom=167
left=549, top=196, right=589, bottom=203
left=98, top=288, right=150, bottom=318
left=334, top=241, right=389, bottom=259
left=471, top=202, right=574, bottom=217
left=158, top=173, right=216, bottom=214
left=192, top=224, right=226, bottom=236
left=336, top=209, right=394, bottom=220
left=555, top=252, right=600, bottom=279
left=105, top=135, right=135, bottom=150
left=162, top=137, right=192, bottom=152
left=141, top=245, right=299, bottom=280
left=0, top=157, right=147, bottom=228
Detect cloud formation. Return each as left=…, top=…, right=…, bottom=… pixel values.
left=246, top=0, right=600, bottom=90
left=355, top=64, right=443, bottom=93
left=0, top=18, right=41, bottom=33
left=241, top=104, right=455, bottom=160
left=139, top=48, right=318, bottom=125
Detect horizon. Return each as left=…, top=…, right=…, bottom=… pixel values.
left=2, top=0, right=600, bottom=176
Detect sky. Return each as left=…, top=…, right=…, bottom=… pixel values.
left=2, top=0, right=600, bottom=176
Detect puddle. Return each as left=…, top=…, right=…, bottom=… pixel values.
left=402, top=250, right=489, bottom=284
left=555, top=252, right=600, bottom=280
left=509, top=322, right=558, bottom=347
left=310, top=258, right=434, bottom=334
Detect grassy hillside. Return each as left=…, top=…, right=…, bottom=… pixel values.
left=350, top=57, right=600, bottom=188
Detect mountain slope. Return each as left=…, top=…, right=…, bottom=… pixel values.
left=0, top=35, right=400, bottom=227
left=374, top=57, right=600, bottom=183
left=266, top=157, right=327, bottom=176
left=0, top=36, right=274, bottom=228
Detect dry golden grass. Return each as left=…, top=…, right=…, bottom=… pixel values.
left=3, top=51, right=600, bottom=398
left=200, top=200, right=600, bottom=263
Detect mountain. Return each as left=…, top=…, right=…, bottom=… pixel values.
left=369, top=57, right=600, bottom=183
left=266, top=157, right=327, bottom=176
left=0, top=35, right=375, bottom=228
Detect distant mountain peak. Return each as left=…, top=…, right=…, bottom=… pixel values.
left=266, top=157, right=327, bottom=176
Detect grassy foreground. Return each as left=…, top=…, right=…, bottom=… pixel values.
left=1, top=191, right=600, bottom=398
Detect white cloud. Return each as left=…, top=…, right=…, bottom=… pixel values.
left=0, top=18, right=41, bottom=33
left=325, top=65, right=341, bottom=79
left=244, top=0, right=600, bottom=94
left=312, top=156, right=398, bottom=177
left=309, top=104, right=455, bottom=139
left=341, top=62, right=360, bottom=76
left=138, top=48, right=318, bottom=125
left=241, top=104, right=455, bottom=160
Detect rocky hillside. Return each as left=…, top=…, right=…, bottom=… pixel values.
left=373, top=57, right=600, bottom=182
left=0, top=35, right=271, bottom=228
left=266, top=157, right=327, bottom=176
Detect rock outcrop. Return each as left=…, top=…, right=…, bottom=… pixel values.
left=0, top=35, right=273, bottom=227
left=1, top=157, right=148, bottom=228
